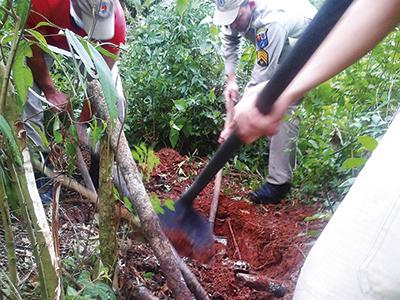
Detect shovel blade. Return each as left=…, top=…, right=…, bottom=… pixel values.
left=159, top=201, right=214, bottom=260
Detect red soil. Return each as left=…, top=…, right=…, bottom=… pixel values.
left=146, top=148, right=327, bottom=299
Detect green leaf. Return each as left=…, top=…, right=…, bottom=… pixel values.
left=15, top=0, right=30, bottom=24
left=304, top=212, right=331, bottom=222
left=65, top=126, right=78, bottom=175
left=182, top=122, right=192, bottom=137
left=176, top=0, right=189, bottom=16
left=84, top=282, right=116, bottom=300
left=131, top=150, right=140, bottom=163
left=31, top=123, right=50, bottom=148
left=53, top=115, right=63, bottom=144
left=147, top=148, right=159, bottom=169
left=95, top=44, right=118, bottom=61
left=65, top=30, right=96, bottom=77
left=164, top=199, right=175, bottom=212
left=123, top=196, right=133, bottom=213
left=209, top=24, right=219, bottom=38
left=89, top=121, right=105, bottom=149
left=132, top=145, right=144, bottom=163
left=169, top=127, right=179, bottom=148
left=150, top=194, right=164, bottom=215
left=0, top=116, right=22, bottom=166
left=68, top=124, right=79, bottom=144
left=305, top=229, right=320, bottom=238
left=0, top=34, right=15, bottom=46
left=88, top=43, right=118, bottom=123
left=341, top=157, right=367, bottom=170
left=173, top=99, right=187, bottom=112
left=25, top=29, right=48, bottom=47
left=12, top=40, right=33, bottom=109
left=358, top=135, right=378, bottom=152
left=143, top=271, right=154, bottom=280
left=308, top=140, right=318, bottom=149
left=66, top=286, right=78, bottom=297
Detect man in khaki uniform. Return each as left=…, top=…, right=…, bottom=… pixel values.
left=213, top=0, right=316, bottom=204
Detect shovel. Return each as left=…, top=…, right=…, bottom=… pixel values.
left=159, top=0, right=354, bottom=257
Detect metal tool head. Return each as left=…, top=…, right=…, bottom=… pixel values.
left=159, top=201, right=214, bottom=261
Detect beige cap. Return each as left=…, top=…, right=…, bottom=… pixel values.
left=70, top=0, right=115, bottom=40
left=213, top=0, right=244, bottom=26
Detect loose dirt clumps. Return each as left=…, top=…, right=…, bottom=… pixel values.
left=141, top=148, right=328, bottom=299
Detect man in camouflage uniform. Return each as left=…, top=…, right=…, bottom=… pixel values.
left=213, top=0, right=317, bottom=204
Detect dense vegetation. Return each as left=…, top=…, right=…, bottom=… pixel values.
left=121, top=1, right=400, bottom=203
left=121, top=1, right=224, bottom=154
left=0, top=0, right=399, bottom=298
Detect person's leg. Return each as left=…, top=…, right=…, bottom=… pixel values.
left=23, top=86, right=55, bottom=203
left=23, top=55, right=56, bottom=203
left=23, top=85, right=46, bottom=148
left=267, top=112, right=298, bottom=184
left=249, top=108, right=298, bottom=204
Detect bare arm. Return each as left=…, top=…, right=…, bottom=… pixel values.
left=27, top=45, right=68, bottom=110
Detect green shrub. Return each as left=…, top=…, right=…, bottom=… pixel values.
left=294, top=29, right=400, bottom=201
left=121, top=1, right=225, bottom=154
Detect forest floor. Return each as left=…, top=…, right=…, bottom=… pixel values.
left=1, top=148, right=328, bottom=299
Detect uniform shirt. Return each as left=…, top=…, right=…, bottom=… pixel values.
left=219, top=0, right=317, bottom=88
left=26, top=0, right=126, bottom=55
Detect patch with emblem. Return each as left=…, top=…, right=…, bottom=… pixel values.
left=97, top=0, right=113, bottom=18
left=255, top=28, right=268, bottom=50
left=257, top=48, right=269, bottom=67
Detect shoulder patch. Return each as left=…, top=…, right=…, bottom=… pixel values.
left=256, top=28, right=269, bottom=50
left=257, top=48, right=269, bottom=67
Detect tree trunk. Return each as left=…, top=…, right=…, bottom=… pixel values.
left=87, top=80, right=192, bottom=299
left=98, top=135, right=118, bottom=270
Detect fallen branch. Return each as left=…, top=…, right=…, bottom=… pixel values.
left=129, top=286, right=158, bottom=300
left=32, top=158, right=97, bottom=204
left=31, top=159, right=140, bottom=228
left=235, top=273, right=287, bottom=298
left=172, top=249, right=209, bottom=300
left=75, top=146, right=97, bottom=193
left=88, top=80, right=192, bottom=299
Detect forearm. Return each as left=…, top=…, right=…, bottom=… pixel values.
left=26, top=45, right=56, bottom=95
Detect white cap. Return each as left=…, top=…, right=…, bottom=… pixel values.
left=213, top=0, right=244, bottom=26
left=70, top=0, right=115, bottom=40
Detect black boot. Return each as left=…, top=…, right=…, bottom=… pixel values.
left=248, top=182, right=291, bottom=205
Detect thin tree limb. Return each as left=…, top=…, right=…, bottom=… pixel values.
left=173, top=248, right=209, bottom=300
